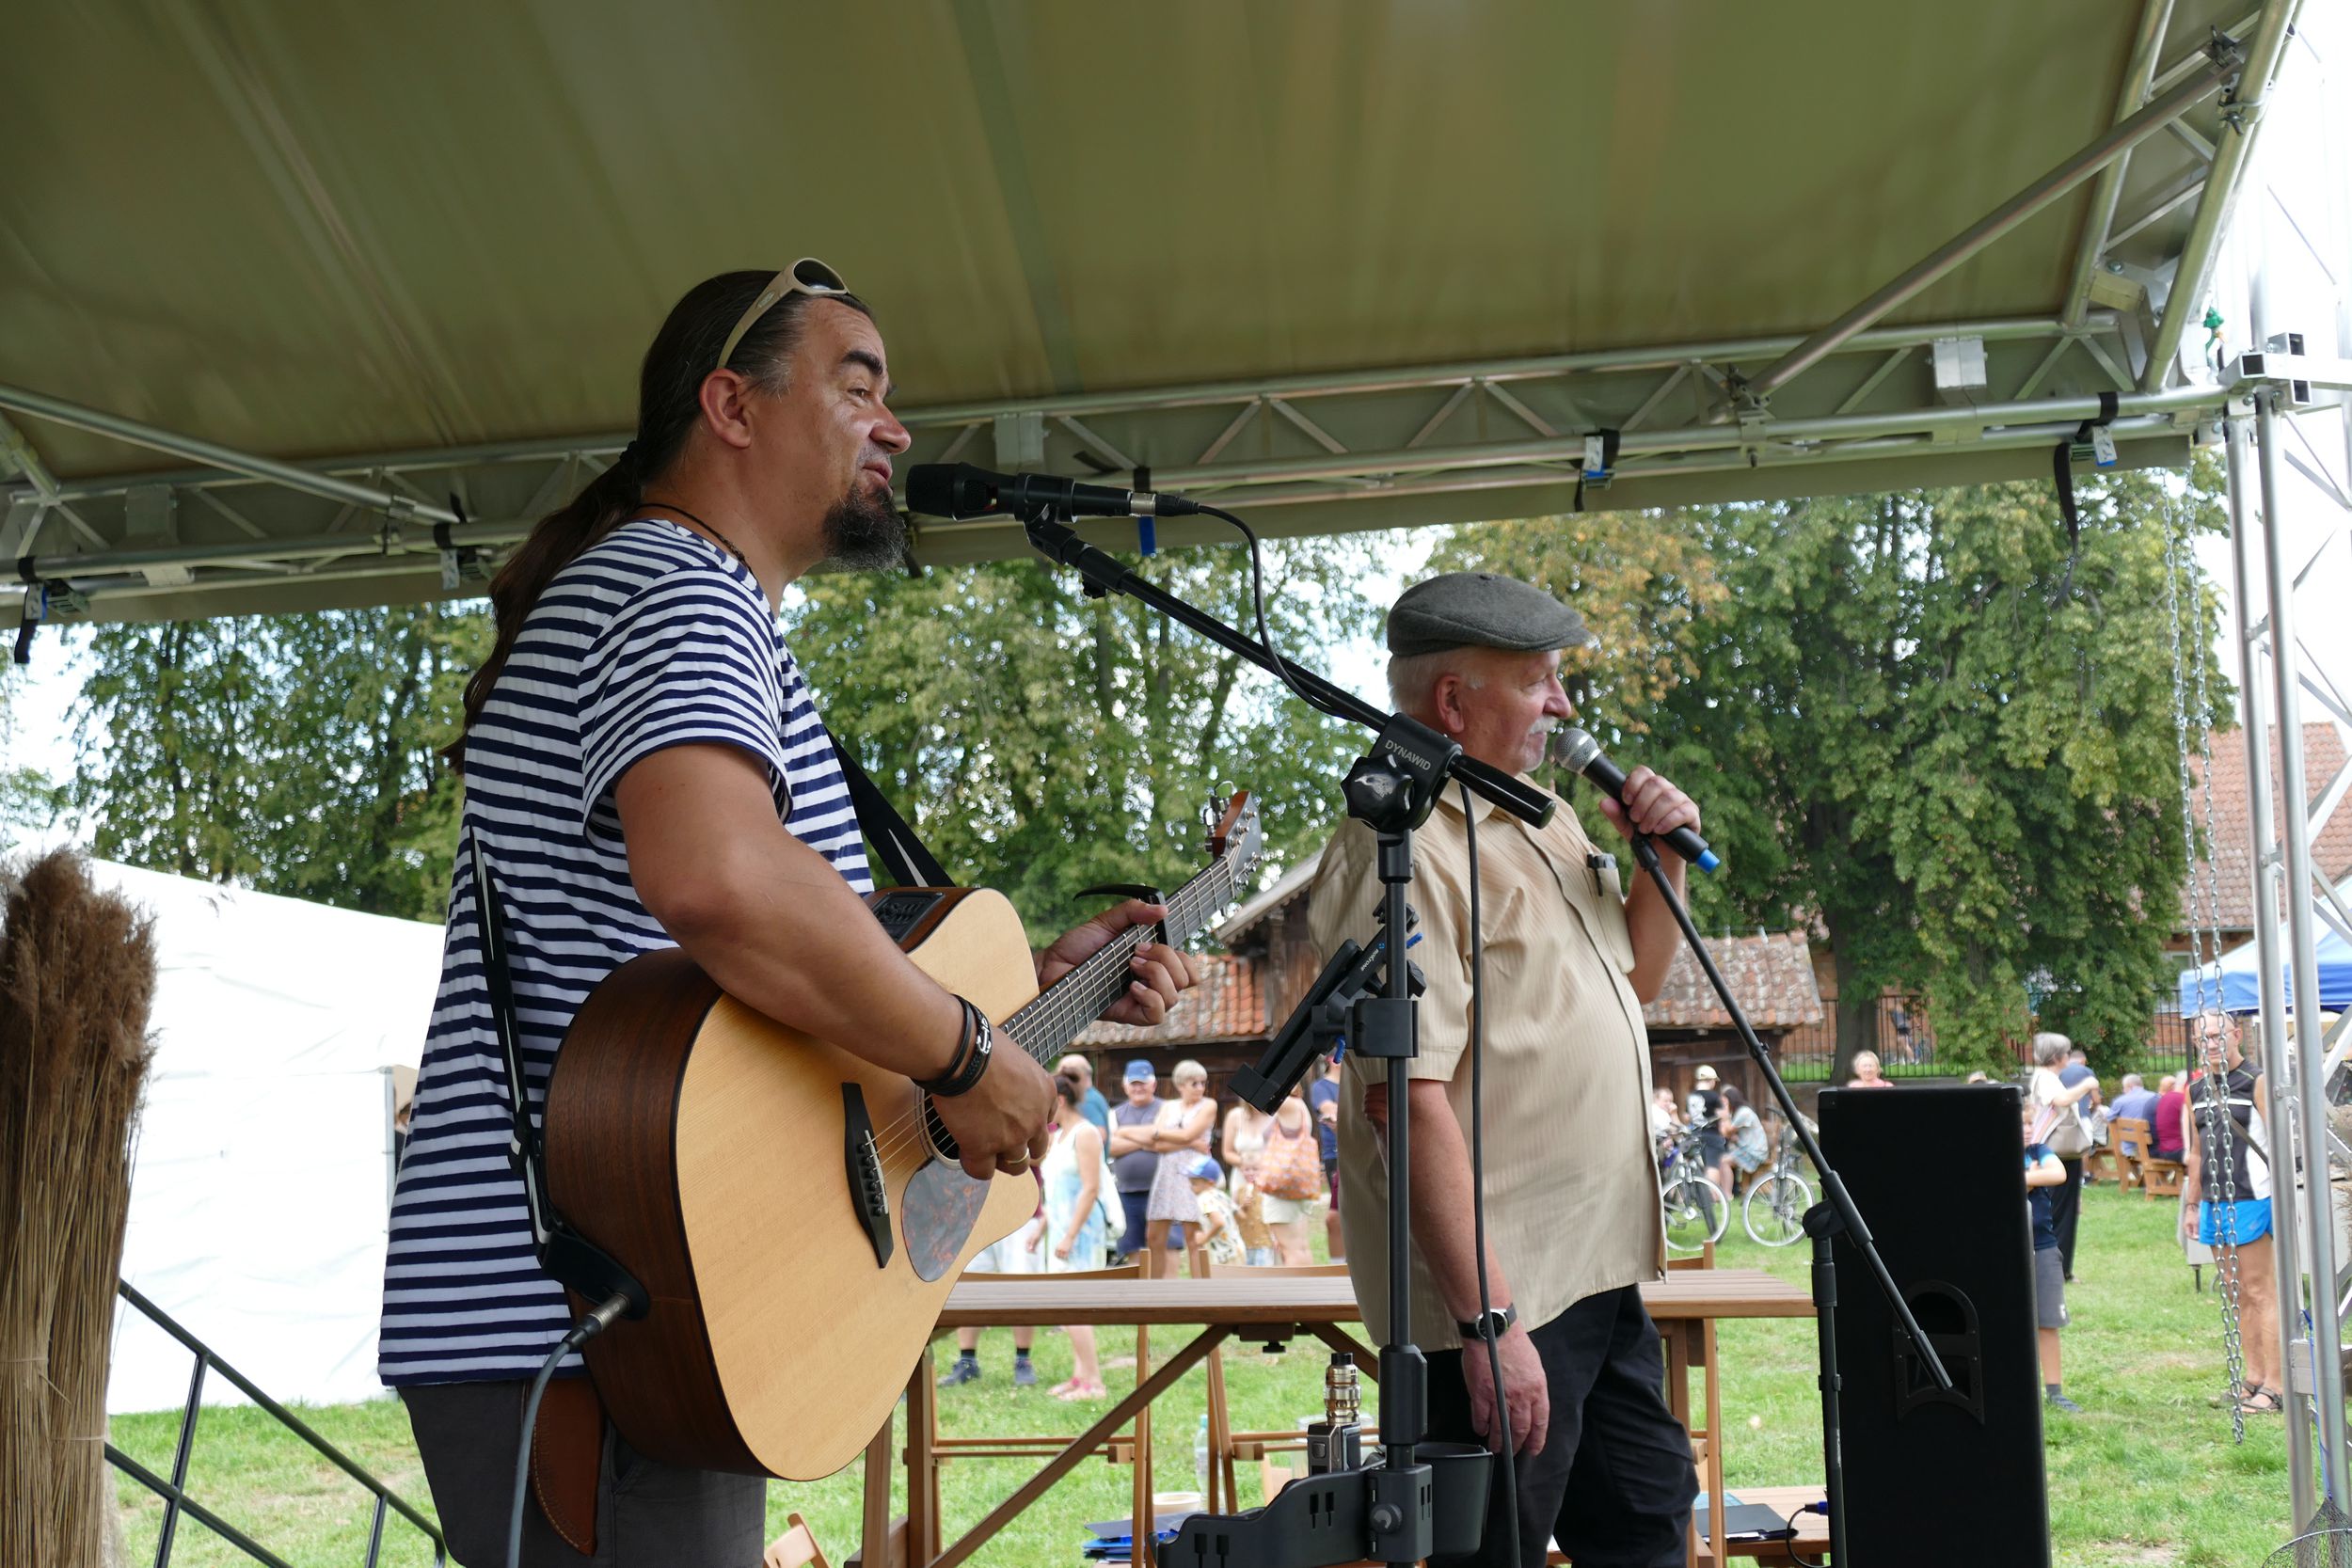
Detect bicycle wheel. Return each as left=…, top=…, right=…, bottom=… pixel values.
left=1743, top=1171, right=1813, bottom=1247
left=1662, top=1176, right=1727, bottom=1252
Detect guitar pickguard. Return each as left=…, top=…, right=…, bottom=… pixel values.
left=901, top=1159, right=993, bottom=1281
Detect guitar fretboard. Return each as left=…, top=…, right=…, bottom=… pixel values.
left=1002, top=859, right=1237, bottom=1062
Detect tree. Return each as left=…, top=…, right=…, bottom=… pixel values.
left=1444, top=466, right=2231, bottom=1074
left=787, top=536, right=1383, bottom=935
left=65, top=604, right=484, bottom=920
left=0, top=670, right=64, bottom=854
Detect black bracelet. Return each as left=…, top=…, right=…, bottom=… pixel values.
left=918, top=998, right=994, bottom=1099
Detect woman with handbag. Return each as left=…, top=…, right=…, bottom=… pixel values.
left=1039, top=1071, right=1109, bottom=1399
left=1251, top=1090, right=1324, bottom=1265
left=1143, top=1060, right=1218, bottom=1277
left=2029, top=1033, right=2097, bottom=1282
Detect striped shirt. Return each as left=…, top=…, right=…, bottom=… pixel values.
left=378, top=519, right=871, bottom=1386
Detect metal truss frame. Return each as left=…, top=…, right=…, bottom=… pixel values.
left=2222, top=342, right=2352, bottom=1528
left=0, top=18, right=2274, bottom=628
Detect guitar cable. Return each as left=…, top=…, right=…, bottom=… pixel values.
left=1205, top=505, right=1520, bottom=1565
left=1461, top=782, right=1524, bottom=1568
left=509, top=1291, right=634, bottom=1568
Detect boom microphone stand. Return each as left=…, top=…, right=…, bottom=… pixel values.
left=1622, top=831, right=1950, bottom=1565
left=1015, top=504, right=1538, bottom=1568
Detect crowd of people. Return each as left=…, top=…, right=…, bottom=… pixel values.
left=935, top=1050, right=1346, bottom=1399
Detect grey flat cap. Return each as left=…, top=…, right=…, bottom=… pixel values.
left=1386, top=571, right=1589, bottom=657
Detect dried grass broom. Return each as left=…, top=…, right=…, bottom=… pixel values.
left=0, top=851, right=157, bottom=1568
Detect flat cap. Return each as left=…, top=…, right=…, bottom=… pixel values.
left=1385, top=571, right=1589, bottom=658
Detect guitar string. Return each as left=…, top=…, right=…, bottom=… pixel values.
left=861, top=865, right=1235, bottom=1166
left=863, top=870, right=1228, bottom=1165
left=862, top=879, right=1220, bottom=1168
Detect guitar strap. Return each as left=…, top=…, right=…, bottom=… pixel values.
left=827, top=728, right=955, bottom=887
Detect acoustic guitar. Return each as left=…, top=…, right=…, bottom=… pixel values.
left=543, top=794, right=1263, bottom=1480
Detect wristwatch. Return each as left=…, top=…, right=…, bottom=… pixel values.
left=1456, top=1304, right=1518, bottom=1343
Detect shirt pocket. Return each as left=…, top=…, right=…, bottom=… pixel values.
left=1565, top=849, right=1640, bottom=975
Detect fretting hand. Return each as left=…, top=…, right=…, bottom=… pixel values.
left=1037, top=898, right=1202, bottom=1026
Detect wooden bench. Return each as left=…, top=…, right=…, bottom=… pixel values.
left=2113, top=1117, right=2186, bottom=1196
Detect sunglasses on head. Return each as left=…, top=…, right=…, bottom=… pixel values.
left=714, top=257, right=851, bottom=375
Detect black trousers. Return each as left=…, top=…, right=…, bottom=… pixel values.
left=1425, top=1286, right=1698, bottom=1568
left=2051, top=1156, right=2085, bottom=1277
left=402, top=1382, right=765, bottom=1568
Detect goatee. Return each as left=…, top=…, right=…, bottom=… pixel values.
left=820, top=485, right=910, bottom=572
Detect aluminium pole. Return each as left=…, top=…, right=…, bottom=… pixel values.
left=2257, top=385, right=2352, bottom=1517
left=1747, top=49, right=2239, bottom=400
left=2140, top=0, right=2307, bottom=389
left=2228, top=404, right=2316, bottom=1521
left=2061, top=0, right=2180, bottom=330
left=0, top=383, right=461, bottom=527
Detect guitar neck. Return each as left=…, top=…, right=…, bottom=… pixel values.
left=1001, top=861, right=1236, bottom=1063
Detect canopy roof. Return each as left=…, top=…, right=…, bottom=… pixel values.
left=0, top=0, right=2287, bottom=625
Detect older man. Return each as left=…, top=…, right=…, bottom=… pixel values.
left=1309, top=571, right=1703, bottom=1568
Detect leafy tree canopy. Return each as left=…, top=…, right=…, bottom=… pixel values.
left=1444, top=463, right=2232, bottom=1072
left=64, top=604, right=484, bottom=920
left=787, top=535, right=1384, bottom=935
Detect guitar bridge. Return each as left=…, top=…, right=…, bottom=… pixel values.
left=841, top=1085, right=893, bottom=1268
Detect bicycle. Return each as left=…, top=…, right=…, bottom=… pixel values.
left=1657, top=1119, right=1727, bottom=1252
left=1741, top=1123, right=1815, bottom=1247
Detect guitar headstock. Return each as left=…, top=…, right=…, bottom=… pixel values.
left=1205, top=791, right=1263, bottom=891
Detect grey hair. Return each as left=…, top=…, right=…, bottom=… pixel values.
left=1386, top=649, right=1486, bottom=713
left=1171, top=1058, right=1208, bottom=1085
left=2030, top=1032, right=2071, bottom=1067
left=2121, top=1072, right=2144, bottom=1091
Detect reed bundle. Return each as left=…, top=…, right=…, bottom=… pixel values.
left=0, top=851, right=157, bottom=1568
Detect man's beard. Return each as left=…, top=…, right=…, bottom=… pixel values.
left=820, top=483, right=909, bottom=571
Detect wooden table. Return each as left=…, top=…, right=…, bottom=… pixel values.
left=857, top=1271, right=1812, bottom=1568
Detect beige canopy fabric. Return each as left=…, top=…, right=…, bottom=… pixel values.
left=0, top=0, right=2274, bottom=624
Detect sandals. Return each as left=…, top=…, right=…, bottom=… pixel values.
left=1053, top=1378, right=1107, bottom=1402
left=2213, top=1383, right=2286, bottom=1413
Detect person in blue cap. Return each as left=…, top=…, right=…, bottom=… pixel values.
left=1106, top=1059, right=1168, bottom=1263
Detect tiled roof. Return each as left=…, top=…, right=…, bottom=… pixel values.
left=1641, top=930, right=1824, bottom=1031
left=1075, top=952, right=1267, bottom=1048
left=1215, top=850, right=1322, bottom=948
left=2185, top=725, right=2352, bottom=933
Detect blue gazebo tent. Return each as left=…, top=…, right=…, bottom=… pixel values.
left=2176, top=919, right=2352, bottom=1015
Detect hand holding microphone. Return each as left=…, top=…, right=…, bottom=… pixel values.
left=1549, top=727, right=1720, bottom=873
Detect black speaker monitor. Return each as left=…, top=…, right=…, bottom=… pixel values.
left=1819, top=1084, right=2051, bottom=1568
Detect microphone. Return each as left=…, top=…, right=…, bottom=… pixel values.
left=1549, top=727, right=1721, bottom=873
left=904, top=462, right=1200, bottom=520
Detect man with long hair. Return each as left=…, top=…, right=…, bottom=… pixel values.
left=381, top=265, right=1198, bottom=1565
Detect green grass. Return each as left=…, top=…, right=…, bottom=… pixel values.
left=109, top=1184, right=2292, bottom=1566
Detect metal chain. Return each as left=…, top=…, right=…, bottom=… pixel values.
left=2165, top=508, right=2250, bottom=1441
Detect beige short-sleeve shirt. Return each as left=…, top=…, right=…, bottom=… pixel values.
left=1307, top=781, right=1666, bottom=1348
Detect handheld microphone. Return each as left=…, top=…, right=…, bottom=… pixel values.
left=903, top=462, right=1199, bottom=520
left=1549, top=727, right=1721, bottom=873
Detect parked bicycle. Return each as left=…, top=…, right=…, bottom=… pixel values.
left=1657, top=1118, right=1727, bottom=1252
left=1741, top=1120, right=1816, bottom=1247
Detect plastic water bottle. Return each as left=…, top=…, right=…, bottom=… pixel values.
left=1194, top=1413, right=1211, bottom=1494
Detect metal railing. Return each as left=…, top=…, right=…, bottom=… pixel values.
left=106, top=1280, right=446, bottom=1568
left=1776, top=988, right=2203, bottom=1080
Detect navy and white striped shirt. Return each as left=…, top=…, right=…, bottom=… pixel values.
left=379, top=519, right=871, bottom=1386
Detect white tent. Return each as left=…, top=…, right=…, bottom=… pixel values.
left=96, top=860, right=442, bottom=1414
